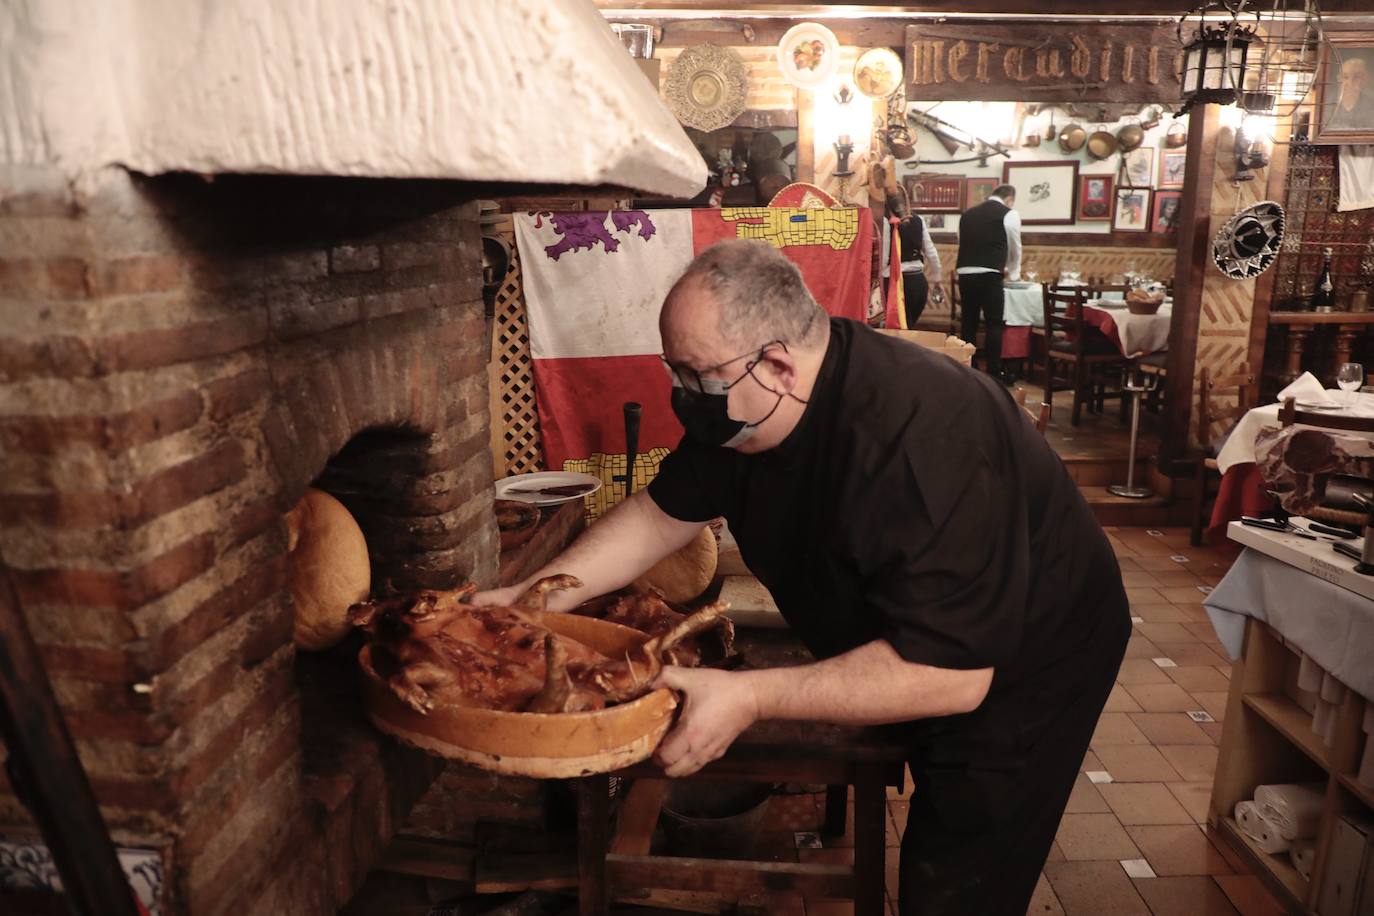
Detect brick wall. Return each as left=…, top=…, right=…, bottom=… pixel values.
left=0, top=166, right=498, bottom=913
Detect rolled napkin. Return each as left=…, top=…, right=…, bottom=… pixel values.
left=1277, top=371, right=1338, bottom=407
left=1297, top=653, right=1323, bottom=693
left=1254, top=783, right=1325, bottom=840
left=1290, top=839, right=1317, bottom=880
left=1236, top=800, right=1292, bottom=853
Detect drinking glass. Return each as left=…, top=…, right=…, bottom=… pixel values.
left=1337, top=362, right=1364, bottom=409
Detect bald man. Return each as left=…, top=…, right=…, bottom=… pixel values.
left=476, top=240, right=1129, bottom=915
left=1329, top=56, right=1374, bottom=131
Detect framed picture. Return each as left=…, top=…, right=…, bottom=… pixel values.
left=1002, top=160, right=1078, bottom=225
left=1076, top=174, right=1115, bottom=221
left=1158, top=150, right=1187, bottom=189
left=926, top=213, right=947, bottom=229
left=1313, top=33, right=1374, bottom=144
left=1114, top=188, right=1151, bottom=232
left=1123, top=147, right=1155, bottom=187
left=904, top=174, right=965, bottom=212
left=1150, top=190, right=1182, bottom=233
left=965, top=177, right=999, bottom=210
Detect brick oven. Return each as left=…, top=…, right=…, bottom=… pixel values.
left=0, top=3, right=704, bottom=913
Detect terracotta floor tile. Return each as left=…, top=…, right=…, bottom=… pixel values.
left=1157, top=745, right=1219, bottom=782
left=1136, top=556, right=1191, bottom=571
left=1213, top=874, right=1287, bottom=916
left=1115, top=659, right=1174, bottom=685
left=888, top=800, right=908, bottom=845
left=1028, top=871, right=1065, bottom=915
left=1151, top=642, right=1230, bottom=667
left=1122, top=571, right=1162, bottom=588
left=1179, top=604, right=1218, bottom=624
left=884, top=805, right=900, bottom=848
left=1166, top=782, right=1214, bottom=823
left=1190, top=691, right=1230, bottom=722
left=1134, top=622, right=1197, bottom=644
left=1116, top=535, right=1175, bottom=558
left=1044, top=860, right=1151, bottom=915
left=1149, top=570, right=1210, bottom=588
left=1046, top=841, right=1066, bottom=863
left=1126, top=587, right=1167, bottom=605
left=1093, top=745, right=1184, bottom=782
left=1158, top=587, right=1208, bottom=606
left=1132, top=603, right=1193, bottom=624
left=1124, top=825, right=1233, bottom=876
left=1091, top=713, right=1152, bottom=747
left=1183, top=621, right=1225, bottom=643
left=1116, top=556, right=1142, bottom=571
left=1055, top=813, right=1143, bottom=861
left=1105, top=684, right=1144, bottom=713
left=1165, top=666, right=1232, bottom=693
left=1064, top=772, right=1113, bottom=813
left=1124, top=635, right=1162, bottom=660
left=1200, top=721, right=1226, bottom=742
left=1123, top=683, right=1198, bottom=713
left=1098, top=783, right=1195, bottom=825
left=1082, top=750, right=1103, bottom=772
left=1128, top=713, right=1215, bottom=746
left=1132, top=875, right=1240, bottom=915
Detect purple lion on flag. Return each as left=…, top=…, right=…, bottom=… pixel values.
left=534, top=211, right=657, bottom=260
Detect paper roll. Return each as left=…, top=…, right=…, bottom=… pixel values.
left=1319, top=671, right=1345, bottom=704
left=1255, top=783, right=1325, bottom=841
left=1297, top=653, right=1323, bottom=693
left=1314, top=700, right=1334, bottom=740
left=1290, top=839, right=1317, bottom=880
left=1236, top=800, right=1292, bottom=853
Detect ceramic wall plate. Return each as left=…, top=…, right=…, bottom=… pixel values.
left=1212, top=201, right=1285, bottom=280
left=777, top=22, right=840, bottom=90
left=854, top=47, right=903, bottom=99
left=664, top=44, right=748, bottom=132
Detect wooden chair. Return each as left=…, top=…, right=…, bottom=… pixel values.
left=1191, top=365, right=1255, bottom=546
left=1042, top=284, right=1129, bottom=425
left=1278, top=396, right=1374, bottom=433
left=1014, top=386, right=1052, bottom=435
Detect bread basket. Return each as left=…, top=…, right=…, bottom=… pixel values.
left=1126, top=288, right=1166, bottom=315
left=359, top=611, right=678, bottom=777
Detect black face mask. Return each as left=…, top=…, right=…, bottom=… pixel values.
left=664, top=342, right=804, bottom=448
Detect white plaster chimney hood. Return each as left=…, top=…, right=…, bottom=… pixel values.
left=0, top=0, right=706, bottom=198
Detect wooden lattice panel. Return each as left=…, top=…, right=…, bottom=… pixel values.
left=488, top=218, right=545, bottom=479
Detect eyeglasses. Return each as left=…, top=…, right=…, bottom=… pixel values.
left=660, top=339, right=787, bottom=394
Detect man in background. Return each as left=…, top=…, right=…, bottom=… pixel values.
left=955, top=184, right=1021, bottom=384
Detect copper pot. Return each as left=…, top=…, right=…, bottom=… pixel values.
left=1058, top=123, right=1086, bottom=153
left=1117, top=123, right=1145, bottom=152
left=1087, top=130, right=1118, bottom=160
left=1166, top=121, right=1189, bottom=148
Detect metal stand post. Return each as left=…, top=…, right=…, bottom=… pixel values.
left=1108, top=368, right=1158, bottom=500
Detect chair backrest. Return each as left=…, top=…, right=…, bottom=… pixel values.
left=1092, top=283, right=1132, bottom=300
left=1279, top=396, right=1374, bottom=433
left=1042, top=284, right=1091, bottom=345
left=1197, top=364, right=1254, bottom=448
left=1013, top=387, right=1052, bottom=435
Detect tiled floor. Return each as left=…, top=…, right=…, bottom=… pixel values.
left=782, top=526, right=1288, bottom=916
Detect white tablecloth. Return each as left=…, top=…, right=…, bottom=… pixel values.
left=1002, top=283, right=1044, bottom=327
left=1085, top=301, right=1172, bottom=357
left=1215, top=391, right=1374, bottom=474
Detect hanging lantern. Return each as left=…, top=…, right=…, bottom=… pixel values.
left=1177, top=3, right=1257, bottom=115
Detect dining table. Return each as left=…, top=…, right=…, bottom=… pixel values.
left=1206, top=390, right=1374, bottom=542
left=999, top=284, right=1171, bottom=360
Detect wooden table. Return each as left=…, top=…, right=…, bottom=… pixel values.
left=1267, top=311, right=1374, bottom=386
left=574, top=631, right=909, bottom=916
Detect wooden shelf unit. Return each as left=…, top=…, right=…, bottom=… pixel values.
left=1210, top=620, right=1374, bottom=915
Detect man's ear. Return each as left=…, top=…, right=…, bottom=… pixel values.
left=757, top=345, right=799, bottom=390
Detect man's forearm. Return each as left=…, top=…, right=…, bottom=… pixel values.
left=509, top=491, right=703, bottom=610
left=742, top=639, right=992, bottom=725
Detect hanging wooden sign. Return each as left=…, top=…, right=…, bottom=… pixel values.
left=904, top=23, right=1184, bottom=103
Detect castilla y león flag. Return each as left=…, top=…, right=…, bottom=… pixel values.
left=513, top=208, right=873, bottom=473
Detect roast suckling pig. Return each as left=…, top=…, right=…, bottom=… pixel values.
left=350, top=575, right=732, bottom=715
left=575, top=590, right=735, bottom=667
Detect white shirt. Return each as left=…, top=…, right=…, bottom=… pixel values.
left=954, top=198, right=1022, bottom=281
left=898, top=215, right=943, bottom=283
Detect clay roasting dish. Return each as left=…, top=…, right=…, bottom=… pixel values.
left=352, top=576, right=733, bottom=777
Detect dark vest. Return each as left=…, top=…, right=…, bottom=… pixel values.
left=897, top=216, right=925, bottom=268
left=956, top=198, right=1009, bottom=271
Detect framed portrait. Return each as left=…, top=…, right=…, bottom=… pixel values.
left=1076, top=174, right=1115, bottom=221
left=1158, top=150, right=1187, bottom=189
left=1313, top=33, right=1374, bottom=144
left=904, top=174, right=965, bottom=212
left=1123, top=147, right=1155, bottom=188
left=1113, top=188, right=1151, bottom=233
left=965, top=177, right=999, bottom=210
left=1002, top=160, right=1078, bottom=225
left=926, top=213, right=947, bottom=229
left=1150, top=190, right=1182, bottom=233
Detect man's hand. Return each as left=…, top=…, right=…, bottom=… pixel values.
left=469, top=585, right=526, bottom=607
left=652, top=666, right=760, bottom=778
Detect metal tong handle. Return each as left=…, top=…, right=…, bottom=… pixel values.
left=613, top=402, right=642, bottom=498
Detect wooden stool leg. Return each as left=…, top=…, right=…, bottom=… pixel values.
left=853, top=764, right=888, bottom=916
left=823, top=785, right=848, bottom=837
left=578, top=774, right=611, bottom=916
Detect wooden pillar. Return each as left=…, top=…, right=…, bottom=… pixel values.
left=1162, top=104, right=1222, bottom=465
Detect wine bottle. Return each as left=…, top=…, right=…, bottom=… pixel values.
left=1311, top=247, right=1335, bottom=312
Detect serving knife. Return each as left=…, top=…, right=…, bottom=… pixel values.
left=505, top=483, right=597, bottom=497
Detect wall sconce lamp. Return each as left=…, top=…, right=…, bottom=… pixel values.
left=834, top=135, right=855, bottom=177
left=1233, top=118, right=1271, bottom=182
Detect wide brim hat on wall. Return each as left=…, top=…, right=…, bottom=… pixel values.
left=664, top=44, right=748, bottom=132
left=1212, top=201, right=1285, bottom=280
